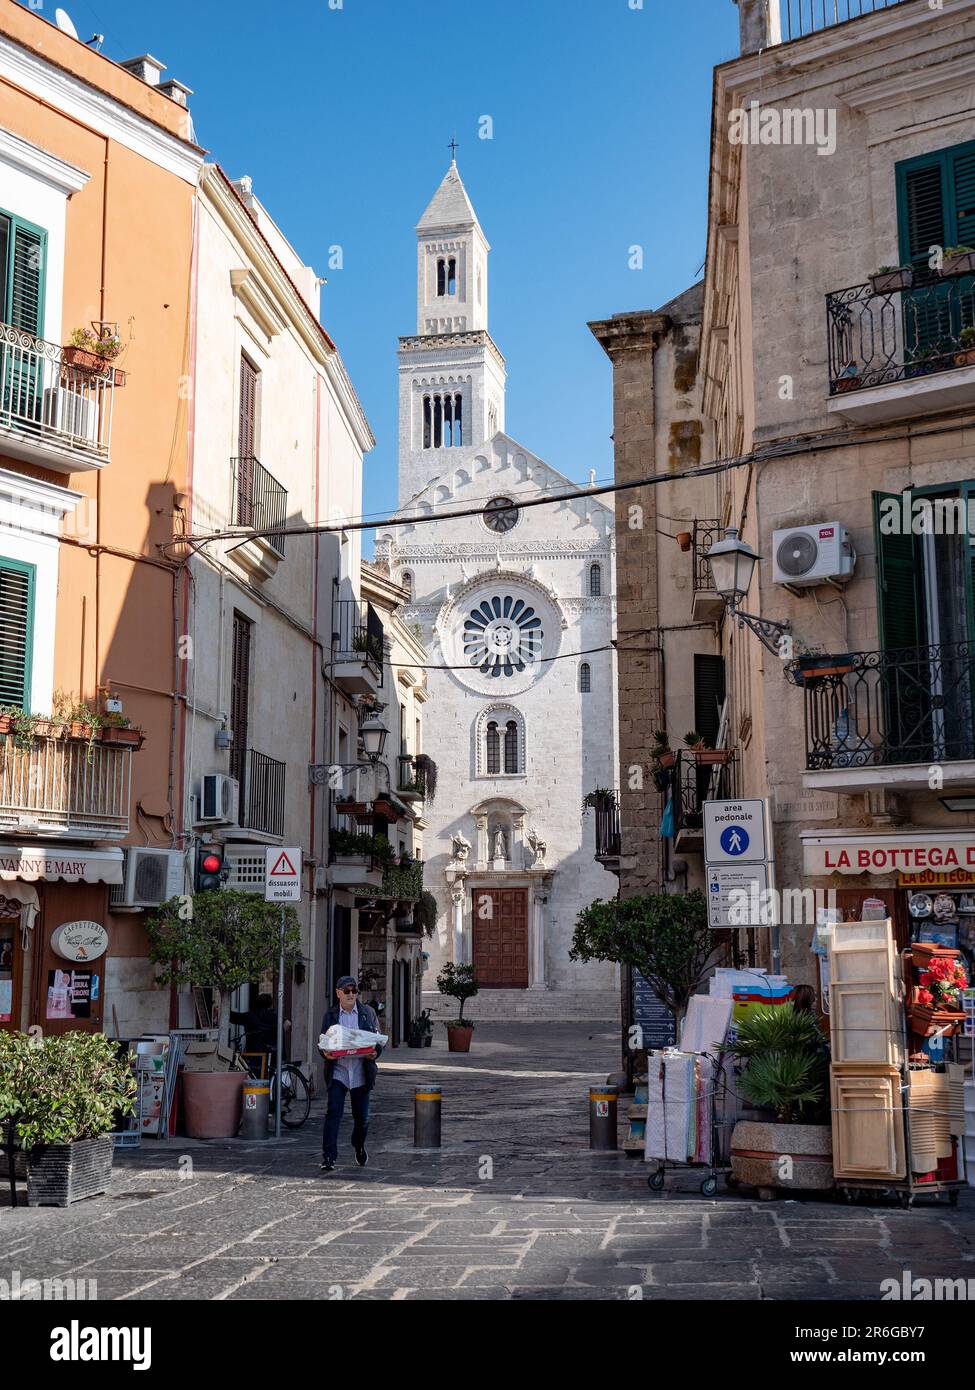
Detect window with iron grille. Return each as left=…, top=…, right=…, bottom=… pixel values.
left=589, top=563, right=602, bottom=597
left=580, top=662, right=591, bottom=694
left=0, top=559, right=35, bottom=709
left=229, top=613, right=252, bottom=805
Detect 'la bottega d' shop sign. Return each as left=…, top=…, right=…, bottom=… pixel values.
left=803, top=833, right=975, bottom=876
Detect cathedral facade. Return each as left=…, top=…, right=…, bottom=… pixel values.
left=376, top=161, right=619, bottom=1017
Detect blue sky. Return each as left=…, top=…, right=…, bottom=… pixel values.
left=32, top=0, right=739, bottom=539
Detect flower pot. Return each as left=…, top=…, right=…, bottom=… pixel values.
left=940, top=250, right=975, bottom=277
left=423, top=1034, right=432, bottom=1047
left=62, top=345, right=108, bottom=375
left=907, top=1004, right=965, bottom=1038
left=446, top=1025, right=473, bottom=1053
left=835, top=374, right=862, bottom=394
left=657, top=750, right=675, bottom=769
left=182, top=1071, right=245, bottom=1139
left=798, top=654, right=854, bottom=681
left=407, top=1039, right=423, bottom=1049
left=30, top=719, right=58, bottom=738
left=0, top=715, right=13, bottom=734
left=692, top=749, right=731, bottom=765
left=676, top=531, right=692, bottom=552
left=730, top=1120, right=834, bottom=1193
left=869, top=268, right=914, bottom=294
left=26, top=1134, right=115, bottom=1208
left=954, top=348, right=975, bottom=368
left=100, top=725, right=144, bottom=748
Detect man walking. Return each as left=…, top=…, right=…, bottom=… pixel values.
left=319, top=976, right=383, bottom=1173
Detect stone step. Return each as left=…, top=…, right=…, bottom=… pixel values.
left=421, top=989, right=620, bottom=1022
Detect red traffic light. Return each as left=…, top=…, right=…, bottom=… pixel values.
left=201, top=853, right=222, bottom=874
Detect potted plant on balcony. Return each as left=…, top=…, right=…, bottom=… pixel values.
left=834, top=360, right=863, bottom=393
left=437, top=962, right=478, bottom=1053
left=415, top=890, right=438, bottom=938
left=100, top=711, right=145, bottom=748
left=413, top=753, right=437, bottom=802
left=0, top=1030, right=136, bottom=1207
left=906, top=945, right=968, bottom=1038
left=729, top=1004, right=833, bottom=1195
left=940, top=246, right=975, bottom=277
left=683, top=732, right=731, bottom=765
left=146, top=890, right=303, bottom=1138
left=955, top=326, right=975, bottom=369
left=868, top=265, right=914, bottom=295
left=651, top=729, right=675, bottom=769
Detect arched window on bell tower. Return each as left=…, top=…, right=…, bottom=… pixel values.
left=436, top=258, right=446, bottom=297
left=447, top=257, right=457, bottom=294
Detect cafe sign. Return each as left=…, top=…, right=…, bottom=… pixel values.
left=51, top=920, right=108, bottom=962
left=803, top=832, right=975, bottom=877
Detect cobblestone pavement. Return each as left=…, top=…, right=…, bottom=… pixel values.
left=3, top=1023, right=974, bottom=1301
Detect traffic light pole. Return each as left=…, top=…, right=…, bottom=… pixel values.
left=274, top=904, right=285, bottom=1139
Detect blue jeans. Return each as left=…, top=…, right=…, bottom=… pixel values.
left=322, top=1080, right=370, bottom=1161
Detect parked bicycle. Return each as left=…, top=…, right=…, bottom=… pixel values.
left=229, top=1034, right=312, bottom=1129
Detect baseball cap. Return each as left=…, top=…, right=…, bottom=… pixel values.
left=335, top=975, right=358, bottom=990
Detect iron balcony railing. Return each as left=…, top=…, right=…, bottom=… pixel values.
left=591, top=791, right=622, bottom=860
left=232, top=456, right=288, bottom=558
left=333, top=598, right=384, bottom=684
left=826, top=278, right=975, bottom=396
left=802, top=643, right=975, bottom=770
left=672, top=750, right=739, bottom=836
left=779, top=0, right=910, bottom=42
left=692, top=520, right=721, bottom=592
left=0, top=323, right=118, bottom=460
left=0, top=731, right=133, bottom=837
left=239, top=748, right=286, bottom=838
left=397, top=754, right=426, bottom=799
left=355, top=859, right=424, bottom=904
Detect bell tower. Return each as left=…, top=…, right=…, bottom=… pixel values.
left=398, top=158, right=506, bottom=505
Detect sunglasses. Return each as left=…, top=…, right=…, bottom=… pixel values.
left=340, top=986, right=359, bottom=995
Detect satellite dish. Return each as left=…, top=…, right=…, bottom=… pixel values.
left=55, top=8, right=80, bottom=41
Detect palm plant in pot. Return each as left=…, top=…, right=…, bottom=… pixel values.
left=0, top=1030, right=136, bottom=1207
left=146, top=890, right=303, bottom=1138
left=729, top=1004, right=833, bottom=1195
left=437, top=962, right=479, bottom=1053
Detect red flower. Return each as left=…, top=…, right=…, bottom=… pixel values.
left=917, top=989, right=934, bottom=1005
left=919, top=971, right=933, bottom=986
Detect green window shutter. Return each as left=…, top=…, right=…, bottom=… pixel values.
left=952, top=149, right=975, bottom=247
left=2, top=213, right=47, bottom=336
left=872, top=491, right=924, bottom=651
left=899, top=162, right=946, bottom=273
left=0, top=559, right=35, bottom=710
left=693, top=654, right=726, bottom=748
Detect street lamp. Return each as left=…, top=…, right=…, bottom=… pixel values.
left=706, top=526, right=792, bottom=657
left=359, top=711, right=389, bottom=763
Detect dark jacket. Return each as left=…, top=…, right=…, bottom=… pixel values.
left=319, top=1000, right=383, bottom=1091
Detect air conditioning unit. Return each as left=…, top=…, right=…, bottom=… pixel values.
left=199, top=773, right=239, bottom=824
left=110, top=848, right=186, bottom=910
left=772, top=522, right=856, bottom=587
left=44, top=386, right=97, bottom=445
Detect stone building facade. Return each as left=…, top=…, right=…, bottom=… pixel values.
left=376, top=161, right=619, bottom=1020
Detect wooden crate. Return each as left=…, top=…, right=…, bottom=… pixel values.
left=831, top=1066, right=906, bottom=1180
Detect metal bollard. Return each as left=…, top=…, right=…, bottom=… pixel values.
left=240, top=1078, right=270, bottom=1140
left=414, top=1085, right=442, bottom=1149
left=589, top=1085, right=619, bottom=1151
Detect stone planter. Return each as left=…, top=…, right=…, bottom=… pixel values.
left=869, top=268, right=914, bottom=294
left=27, top=1134, right=115, bottom=1208
left=940, top=249, right=975, bottom=277
left=182, top=1071, right=245, bottom=1139
left=446, top=1024, right=473, bottom=1053
left=730, top=1120, right=834, bottom=1194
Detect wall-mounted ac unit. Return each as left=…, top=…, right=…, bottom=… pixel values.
left=110, top=847, right=186, bottom=910
left=772, top=522, right=856, bottom=587
left=44, top=386, right=97, bottom=445
left=199, top=773, right=239, bottom=824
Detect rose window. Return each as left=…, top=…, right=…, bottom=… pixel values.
left=463, top=595, right=543, bottom=677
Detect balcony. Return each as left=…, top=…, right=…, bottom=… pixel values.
left=0, top=324, right=119, bottom=473
left=355, top=859, right=424, bottom=905
left=229, top=456, right=288, bottom=579
left=776, top=0, right=910, bottom=43
left=236, top=748, right=286, bottom=838
left=585, top=790, right=622, bottom=874
left=396, top=754, right=427, bottom=802
left=0, top=729, right=135, bottom=839
left=672, top=749, right=739, bottom=852
left=800, top=643, right=975, bottom=792
left=690, top=519, right=725, bottom=623
left=826, top=276, right=975, bottom=424
left=332, top=598, right=384, bottom=695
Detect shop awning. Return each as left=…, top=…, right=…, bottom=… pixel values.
left=0, top=845, right=124, bottom=884
left=801, top=829, right=975, bottom=877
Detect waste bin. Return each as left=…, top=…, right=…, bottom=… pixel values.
left=240, top=1078, right=270, bottom=1140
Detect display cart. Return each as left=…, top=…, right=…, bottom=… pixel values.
left=645, top=1049, right=732, bottom=1197
left=836, top=950, right=968, bottom=1209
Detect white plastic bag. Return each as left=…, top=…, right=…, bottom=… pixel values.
left=319, top=1024, right=388, bottom=1056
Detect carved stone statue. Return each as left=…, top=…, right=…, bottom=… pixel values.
left=450, top=831, right=472, bottom=863
left=493, top=829, right=507, bottom=861
left=526, top=827, right=547, bottom=867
